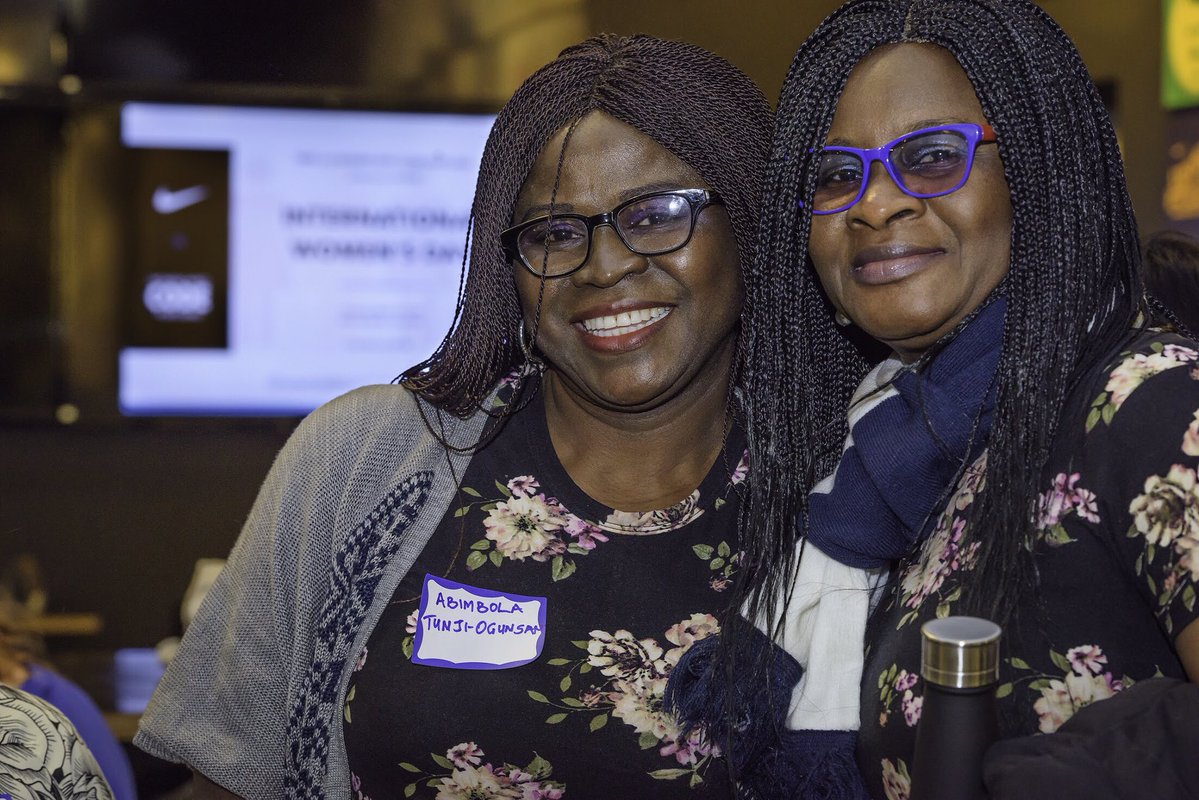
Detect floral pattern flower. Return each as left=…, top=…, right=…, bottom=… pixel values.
left=485, top=494, right=567, bottom=562
left=1066, top=644, right=1107, bottom=676
left=998, top=645, right=1129, bottom=734
left=1129, top=464, right=1199, bottom=548
left=0, top=685, right=112, bottom=800
left=1088, top=342, right=1199, bottom=430
left=1184, top=410, right=1199, bottom=457
left=454, top=477, right=602, bottom=581
left=730, top=450, right=749, bottom=486
left=455, top=456, right=742, bottom=582
left=876, top=665, right=923, bottom=729
left=1128, top=463, right=1199, bottom=630
left=602, top=492, right=705, bottom=535
left=1034, top=472, right=1100, bottom=546
left=896, top=453, right=987, bottom=624
left=880, top=758, right=911, bottom=800
left=397, top=744, right=564, bottom=800
left=898, top=513, right=981, bottom=626
left=532, top=615, right=721, bottom=785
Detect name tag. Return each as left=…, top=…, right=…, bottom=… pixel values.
left=411, top=574, right=547, bottom=670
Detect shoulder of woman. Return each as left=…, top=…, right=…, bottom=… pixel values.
left=294, top=383, right=492, bottom=460
left=262, top=384, right=489, bottom=557
left=1079, top=331, right=1199, bottom=442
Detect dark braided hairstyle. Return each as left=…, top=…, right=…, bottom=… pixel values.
left=400, top=34, right=773, bottom=417
left=737, top=0, right=1143, bottom=633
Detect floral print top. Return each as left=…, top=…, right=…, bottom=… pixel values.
left=0, top=683, right=113, bottom=800
left=858, top=331, right=1199, bottom=800
left=343, top=384, right=747, bottom=799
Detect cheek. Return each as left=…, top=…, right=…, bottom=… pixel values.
left=961, top=196, right=1013, bottom=281
left=512, top=268, right=542, bottom=318
left=687, top=221, right=745, bottom=316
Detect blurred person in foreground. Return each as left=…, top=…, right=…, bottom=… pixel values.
left=0, top=678, right=114, bottom=799
left=0, top=605, right=136, bottom=799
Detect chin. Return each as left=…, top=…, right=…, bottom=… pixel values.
left=589, top=383, right=678, bottom=411
left=863, top=318, right=951, bottom=355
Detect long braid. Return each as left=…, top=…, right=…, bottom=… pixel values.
left=737, top=0, right=1143, bottom=650
left=401, top=34, right=772, bottom=421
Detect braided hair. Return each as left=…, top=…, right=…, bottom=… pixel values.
left=400, top=34, right=773, bottom=417
left=738, top=0, right=1143, bottom=632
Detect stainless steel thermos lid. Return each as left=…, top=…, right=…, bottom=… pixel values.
left=920, top=616, right=1002, bottom=689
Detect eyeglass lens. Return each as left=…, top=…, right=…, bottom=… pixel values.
left=516, top=192, right=695, bottom=276
left=813, top=129, right=974, bottom=214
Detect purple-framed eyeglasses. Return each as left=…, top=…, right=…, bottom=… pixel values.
left=812, top=122, right=998, bottom=215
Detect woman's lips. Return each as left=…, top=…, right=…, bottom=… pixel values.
left=573, top=305, right=673, bottom=352
left=851, top=245, right=945, bottom=285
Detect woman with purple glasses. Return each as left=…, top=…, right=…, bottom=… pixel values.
left=667, top=0, right=1199, bottom=797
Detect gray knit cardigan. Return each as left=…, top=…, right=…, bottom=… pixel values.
left=134, top=384, right=486, bottom=799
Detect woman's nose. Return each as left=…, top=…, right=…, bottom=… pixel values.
left=849, top=162, right=923, bottom=228
left=570, top=223, right=650, bottom=287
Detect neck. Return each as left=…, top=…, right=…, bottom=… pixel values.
left=542, top=346, right=735, bottom=511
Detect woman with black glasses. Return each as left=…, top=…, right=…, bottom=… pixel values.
left=135, top=34, right=771, bottom=799
left=668, top=1, right=1199, bottom=797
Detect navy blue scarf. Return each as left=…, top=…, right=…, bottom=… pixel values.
left=667, top=298, right=1005, bottom=798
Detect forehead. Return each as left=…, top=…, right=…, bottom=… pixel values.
left=514, top=111, right=704, bottom=218
left=827, top=43, right=987, bottom=144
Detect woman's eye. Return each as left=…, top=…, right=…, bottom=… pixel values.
left=524, top=221, right=585, bottom=250
left=627, top=210, right=671, bottom=228
left=901, top=138, right=967, bottom=172
left=623, top=197, right=686, bottom=229
left=817, top=156, right=863, bottom=186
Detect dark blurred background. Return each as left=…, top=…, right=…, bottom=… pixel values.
left=0, top=0, right=1193, bottom=794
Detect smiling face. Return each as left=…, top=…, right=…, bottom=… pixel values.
left=511, top=111, right=742, bottom=411
left=808, top=44, right=1013, bottom=362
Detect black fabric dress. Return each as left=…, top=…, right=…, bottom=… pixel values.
left=344, top=383, right=746, bottom=799
left=857, top=330, right=1199, bottom=800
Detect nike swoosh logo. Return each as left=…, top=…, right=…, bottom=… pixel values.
left=152, top=184, right=209, bottom=215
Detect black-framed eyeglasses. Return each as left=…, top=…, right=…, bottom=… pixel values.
left=501, top=188, right=724, bottom=278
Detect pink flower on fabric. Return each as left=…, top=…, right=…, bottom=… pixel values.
left=1066, top=645, right=1108, bottom=675
left=446, top=742, right=484, bottom=769
left=1037, top=472, right=1101, bottom=528
left=881, top=758, right=912, bottom=800
left=894, top=669, right=918, bottom=693
left=561, top=515, right=609, bottom=551
left=483, top=494, right=565, bottom=561
left=730, top=449, right=749, bottom=485
left=659, top=727, right=719, bottom=766
left=1034, top=670, right=1122, bottom=733
left=901, top=692, right=923, bottom=727
left=663, top=613, right=720, bottom=667
left=507, top=475, right=540, bottom=498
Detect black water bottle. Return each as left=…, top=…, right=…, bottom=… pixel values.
left=909, top=616, right=1002, bottom=800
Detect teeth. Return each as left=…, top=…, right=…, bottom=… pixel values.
left=580, top=306, right=671, bottom=337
